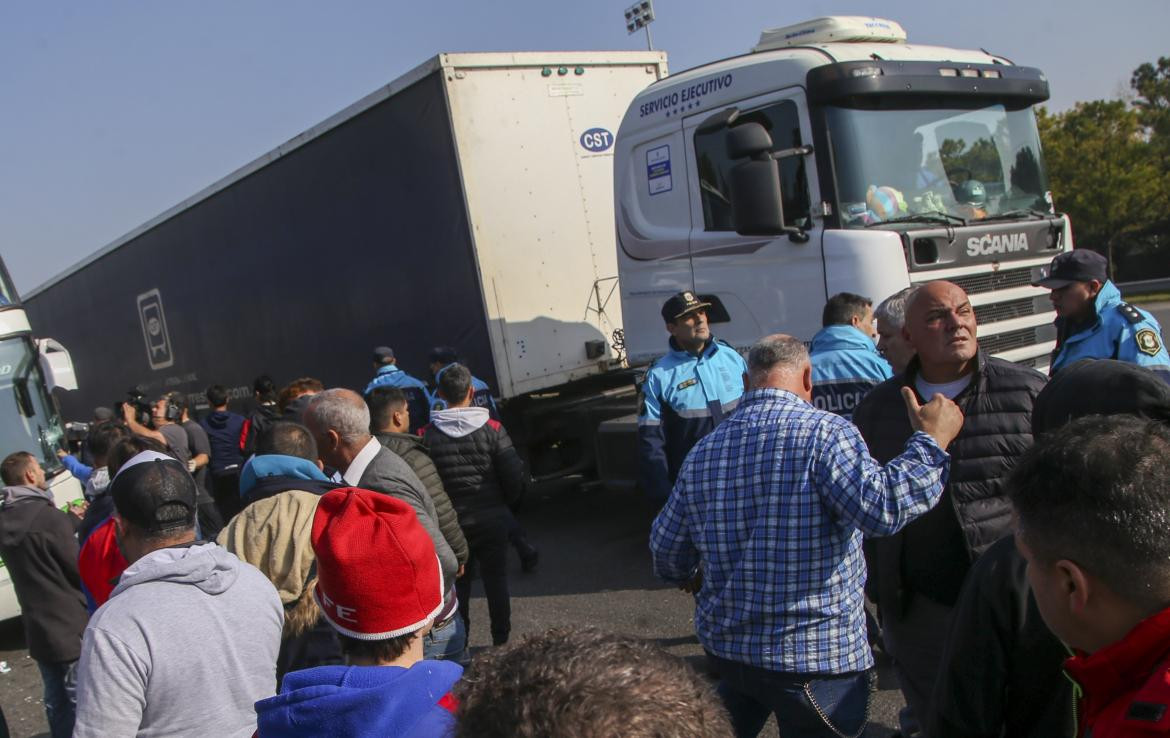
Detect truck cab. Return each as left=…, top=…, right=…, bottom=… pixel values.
left=615, top=16, right=1067, bottom=372
left=0, top=258, right=80, bottom=620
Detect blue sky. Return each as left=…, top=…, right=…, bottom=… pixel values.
left=2, top=1, right=1166, bottom=293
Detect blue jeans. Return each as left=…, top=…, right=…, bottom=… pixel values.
left=423, top=615, right=468, bottom=665
left=35, top=659, right=77, bottom=738
left=707, top=654, right=874, bottom=738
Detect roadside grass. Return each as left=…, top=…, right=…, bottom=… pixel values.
left=1127, top=292, right=1170, bottom=305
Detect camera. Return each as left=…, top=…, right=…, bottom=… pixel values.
left=64, top=421, right=90, bottom=443
left=119, top=387, right=154, bottom=427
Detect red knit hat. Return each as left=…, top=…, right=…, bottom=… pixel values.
left=311, top=487, right=443, bottom=640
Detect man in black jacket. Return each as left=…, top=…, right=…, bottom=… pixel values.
left=0, top=452, right=89, bottom=738
left=853, top=280, right=1046, bottom=735
left=927, top=359, right=1170, bottom=738
left=422, top=363, right=526, bottom=646
left=367, top=387, right=469, bottom=569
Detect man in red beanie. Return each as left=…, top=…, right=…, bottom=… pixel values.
left=255, top=487, right=462, bottom=737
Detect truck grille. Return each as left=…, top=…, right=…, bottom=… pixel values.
left=948, top=266, right=1034, bottom=296
left=973, top=296, right=1039, bottom=325
left=978, top=326, right=1040, bottom=355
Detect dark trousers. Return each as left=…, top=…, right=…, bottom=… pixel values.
left=707, top=653, right=874, bottom=738
left=210, top=471, right=243, bottom=522
left=881, top=593, right=953, bottom=736
left=36, top=659, right=77, bottom=738
left=456, top=518, right=511, bottom=646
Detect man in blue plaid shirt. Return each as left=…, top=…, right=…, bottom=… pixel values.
left=650, top=334, right=964, bottom=738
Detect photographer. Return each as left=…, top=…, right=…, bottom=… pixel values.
left=121, top=392, right=188, bottom=467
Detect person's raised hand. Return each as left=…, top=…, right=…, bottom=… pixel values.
left=902, top=386, right=964, bottom=449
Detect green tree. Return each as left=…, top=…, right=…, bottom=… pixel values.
left=1040, top=89, right=1170, bottom=278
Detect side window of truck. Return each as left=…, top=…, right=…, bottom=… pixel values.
left=694, top=100, right=811, bottom=231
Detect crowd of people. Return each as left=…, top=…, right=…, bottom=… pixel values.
left=0, top=247, right=1169, bottom=737
left=643, top=249, right=1170, bottom=737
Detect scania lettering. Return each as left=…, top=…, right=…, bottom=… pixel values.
left=967, top=233, right=1030, bottom=256
left=615, top=15, right=1070, bottom=373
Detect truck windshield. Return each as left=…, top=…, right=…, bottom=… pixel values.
left=0, top=337, right=65, bottom=475
left=0, top=262, right=17, bottom=307
left=826, top=100, right=1051, bottom=228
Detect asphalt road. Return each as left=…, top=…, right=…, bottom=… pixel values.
left=0, top=477, right=905, bottom=737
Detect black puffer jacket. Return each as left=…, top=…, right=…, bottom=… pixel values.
left=927, top=535, right=1074, bottom=738
left=853, top=351, right=1044, bottom=611
left=421, top=407, right=526, bottom=527
left=376, top=431, right=469, bottom=566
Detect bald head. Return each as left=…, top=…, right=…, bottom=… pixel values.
left=903, top=281, right=978, bottom=382
left=748, top=334, right=812, bottom=400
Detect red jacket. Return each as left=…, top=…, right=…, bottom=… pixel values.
left=77, top=516, right=128, bottom=611
left=1065, top=606, right=1170, bottom=736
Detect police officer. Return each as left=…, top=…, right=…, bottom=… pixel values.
left=364, top=346, right=430, bottom=433
left=1032, top=249, right=1170, bottom=382
left=638, top=291, right=748, bottom=506
left=428, top=346, right=500, bottom=420
left=809, top=292, right=893, bottom=419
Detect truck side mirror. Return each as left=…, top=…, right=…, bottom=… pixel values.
left=37, top=338, right=78, bottom=392
left=727, top=123, right=787, bottom=236
left=726, top=122, right=774, bottom=159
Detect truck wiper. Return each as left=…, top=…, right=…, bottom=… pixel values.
left=865, top=211, right=967, bottom=228
left=979, top=209, right=1057, bottom=223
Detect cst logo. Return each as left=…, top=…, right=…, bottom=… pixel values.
left=580, top=128, right=614, bottom=153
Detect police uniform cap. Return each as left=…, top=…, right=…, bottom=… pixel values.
left=372, top=346, right=395, bottom=363
left=661, top=291, right=712, bottom=323
left=1031, top=249, right=1108, bottom=289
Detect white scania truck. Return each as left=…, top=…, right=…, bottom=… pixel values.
left=614, top=16, right=1068, bottom=372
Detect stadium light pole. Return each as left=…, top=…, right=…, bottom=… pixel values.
left=623, top=0, right=655, bottom=51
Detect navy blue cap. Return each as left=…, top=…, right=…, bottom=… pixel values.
left=373, top=346, right=395, bottom=362
left=661, top=291, right=711, bottom=322
left=1032, top=249, right=1108, bottom=289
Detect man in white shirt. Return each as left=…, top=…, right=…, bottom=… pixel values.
left=302, top=389, right=462, bottom=653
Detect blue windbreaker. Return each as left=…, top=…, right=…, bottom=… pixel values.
left=1050, top=281, right=1170, bottom=382
left=364, top=365, right=431, bottom=432
left=809, top=325, right=893, bottom=419
left=255, top=661, right=462, bottom=738
left=638, top=337, right=747, bottom=504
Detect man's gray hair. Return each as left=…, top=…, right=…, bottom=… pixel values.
left=305, top=388, right=370, bottom=443
left=875, top=286, right=917, bottom=331
left=748, top=335, right=810, bottom=374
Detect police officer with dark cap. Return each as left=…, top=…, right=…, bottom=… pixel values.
left=637, top=290, right=747, bottom=507
left=1032, top=248, right=1169, bottom=381
left=364, top=346, right=431, bottom=432
left=427, top=346, right=500, bottom=421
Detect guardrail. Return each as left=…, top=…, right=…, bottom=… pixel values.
left=1118, top=278, right=1170, bottom=297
